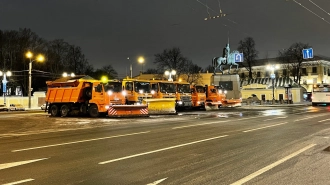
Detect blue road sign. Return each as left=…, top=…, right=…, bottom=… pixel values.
left=302, top=48, right=313, bottom=59
left=234, top=53, right=243, bottom=62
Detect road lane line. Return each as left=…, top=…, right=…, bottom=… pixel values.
left=172, top=116, right=266, bottom=130
left=318, top=118, right=330, bottom=123
left=243, top=122, right=287, bottom=133
left=99, top=135, right=229, bottom=164
left=0, top=158, right=48, bottom=170
left=12, top=131, right=150, bottom=152
left=3, top=179, right=35, bottom=185
left=230, top=144, right=316, bottom=185
left=146, top=178, right=168, bottom=185
left=263, top=116, right=287, bottom=121
left=172, top=121, right=228, bottom=129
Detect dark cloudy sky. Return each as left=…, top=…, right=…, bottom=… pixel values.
left=1, top=0, right=329, bottom=78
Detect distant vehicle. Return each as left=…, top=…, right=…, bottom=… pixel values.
left=41, top=104, right=48, bottom=110
left=312, top=83, right=330, bottom=106
left=0, top=104, right=9, bottom=112
left=9, top=104, right=25, bottom=111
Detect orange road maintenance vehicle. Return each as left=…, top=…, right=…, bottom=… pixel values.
left=46, top=75, right=148, bottom=118
left=204, top=85, right=226, bottom=110
left=190, top=84, right=206, bottom=110
left=149, top=79, right=177, bottom=114
left=174, top=81, right=192, bottom=110
left=216, top=85, right=242, bottom=107
left=122, top=78, right=176, bottom=114
left=122, top=78, right=153, bottom=105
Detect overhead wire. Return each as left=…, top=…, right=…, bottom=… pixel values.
left=195, top=0, right=251, bottom=36
left=292, top=0, right=330, bottom=25
left=309, top=0, right=330, bottom=16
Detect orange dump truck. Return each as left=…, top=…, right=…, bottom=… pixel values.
left=45, top=76, right=148, bottom=117
left=191, top=84, right=206, bottom=109
left=204, top=85, right=226, bottom=110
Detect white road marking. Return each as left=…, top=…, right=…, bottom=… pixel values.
left=318, top=118, right=330, bottom=123
left=230, top=144, right=316, bottom=185
left=243, top=122, right=287, bottom=133
left=263, top=116, right=287, bottom=121
left=172, top=121, right=228, bottom=129
left=0, top=158, right=48, bottom=170
left=172, top=116, right=266, bottom=130
left=99, top=135, right=229, bottom=164
left=3, top=179, right=34, bottom=185
left=146, top=178, right=168, bottom=185
left=12, top=131, right=150, bottom=152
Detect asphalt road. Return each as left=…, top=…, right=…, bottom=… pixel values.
left=0, top=105, right=330, bottom=185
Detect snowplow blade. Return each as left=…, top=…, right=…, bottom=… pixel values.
left=223, top=99, right=242, bottom=107
left=143, top=98, right=176, bottom=115
left=205, top=102, right=221, bottom=111
left=107, top=105, right=149, bottom=117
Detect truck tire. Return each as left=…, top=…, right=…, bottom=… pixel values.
left=50, top=105, right=60, bottom=117
left=89, top=104, right=99, bottom=118
left=60, top=105, right=70, bottom=117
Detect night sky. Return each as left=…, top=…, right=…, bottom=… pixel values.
left=1, top=0, right=329, bottom=78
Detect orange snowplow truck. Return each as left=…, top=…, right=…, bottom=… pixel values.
left=46, top=75, right=123, bottom=118
left=175, top=81, right=192, bottom=110
left=204, top=85, right=226, bottom=110
left=190, top=84, right=206, bottom=109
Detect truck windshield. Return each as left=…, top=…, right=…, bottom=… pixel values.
left=134, top=82, right=150, bottom=93
left=195, top=86, right=205, bottom=93
left=159, top=83, right=176, bottom=93
left=104, top=82, right=122, bottom=92
left=177, top=84, right=191, bottom=93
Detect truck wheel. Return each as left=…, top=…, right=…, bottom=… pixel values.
left=50, top=105, right=60, bottom=117
left=60, top=105, right=70, bottom=117
left=89, top=104, right=99, bottom=118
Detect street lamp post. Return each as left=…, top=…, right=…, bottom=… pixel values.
left=127, top=57, right=132, bottom=78
left=0, top=70, right=12, bottom=106
left=164, top=70, right=176, bottom=81
left=26, top=51, right=45, bottom=109
left=138, top=57, right=144, bottom=73
left=266, top=64, right=279, bottom=104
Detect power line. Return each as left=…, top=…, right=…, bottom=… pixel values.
left=291, top=0, right=330, bottom=25
left=309, top=0, right=330, bottom=16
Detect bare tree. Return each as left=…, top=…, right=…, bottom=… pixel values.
left=237, top=37, right=258, bottom=79
left=184, top=61, right=203, bottom=84
left=154, top=47, right=189, bottom=79
left=278, top=42, right=311, bottom=85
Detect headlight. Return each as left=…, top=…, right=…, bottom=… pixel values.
left=224, top=90, right=227, bottom=94
left=139, top=89, right=143, bottom=94
left=105, top=105, right=110, bottom=109
left=178, top=101, right=183, bottom=105
left=122, top=91, right=127, bottom=96
left=218, top=90, right=222, bottom=94
left=107, top=90, right=113, bottom=95
left=151, top=90, right=155, bottom=94
left=197, top=101, right=200, bottom=104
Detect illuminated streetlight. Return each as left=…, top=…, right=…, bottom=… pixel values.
left=0, top=70, right=12, bottom=106
left=138, top=56, right=144, bottom=73
left=26, top=51, right=45, bottom=109
left=63, top=72, right=75, bottom=77
left=165, top=69, right=176, bottom=81
left=266, top=64, right=280, bottom=104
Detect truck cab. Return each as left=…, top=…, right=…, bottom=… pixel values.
left=191, top=84, right=206, bottom=109
left=122, top=78, right=152, bottom=105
